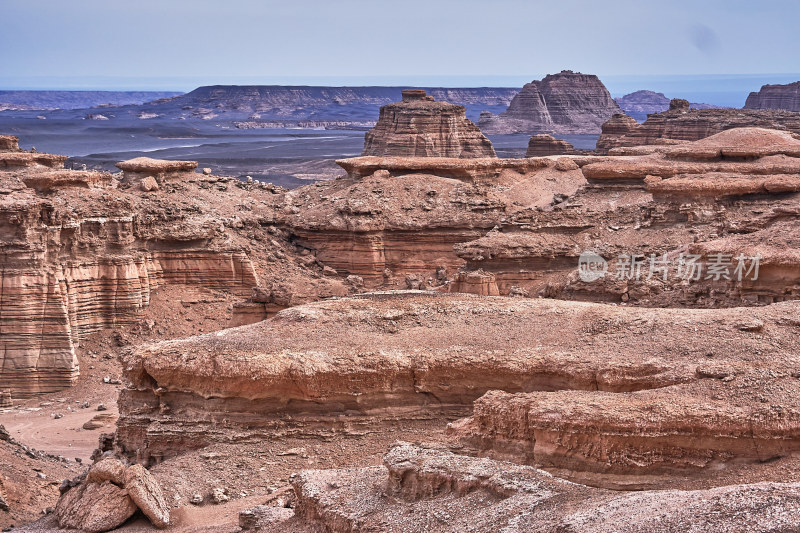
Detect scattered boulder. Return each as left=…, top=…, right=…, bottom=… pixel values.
left=211, top=487, right=229, bottom=504
left=56, top=460, right=169, bottom=531
left=86, top=457, right=126, bottom=486
left=140, top=175, right=159, bottom=191
left=55, top=480, right=137, bottom=533
left=124, top=464, right=170, bottom=528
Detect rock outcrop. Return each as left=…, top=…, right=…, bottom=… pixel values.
left=56, top=458, right=168, bottom=532
left=745, top=81, right=800, bottom=112
left=0, top=135, right=20, bottom=152
left=282, top=155, right=585, bottom=284
left=454, top=128, right=800, bottom=306
left=615, top=90, right=720, bottom=121
left=115, top=157, right=198, bottom=185
left=116, top=293, right=800, bottom=473
left=596, top=98, right=800, bottom=153
left=362, top=90, right=496, bottom=158
left=280, top=443, right=800, bottom=532
left=478, top=71, right=622, bottom=134
left=0, top=148, right=283, bottom=400
left=525, top=134, right=584, bottom=156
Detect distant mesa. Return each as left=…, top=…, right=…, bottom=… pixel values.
left=745, top=81, right=800, bottom=112
left=478, top=70, right=622, bottom=135
left=362, top=89, right=497, bottom=158
left=615, top=90, right=721, bottom=121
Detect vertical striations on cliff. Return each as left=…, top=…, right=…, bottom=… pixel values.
left=478, top=70, right=622, bottom=134
left=362, top=90, right=496, bottom=158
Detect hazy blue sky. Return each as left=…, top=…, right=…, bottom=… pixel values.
left=1, top=0, right=799, bottom=91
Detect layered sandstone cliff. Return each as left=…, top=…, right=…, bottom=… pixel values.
left=0, top=153, right=274, bottom=400
left=745, top=81, right=800, bottom=112
left=278, top=155, right=585, bottom=285
left=479, top=71, right=622, bottom=134
left=596, top=98, right=800, bottom=153
left=453, top=128, right=800, bottom=306
left=362, top=90, right=496, bottom=158
left=116, top=292, right=800, bottom=476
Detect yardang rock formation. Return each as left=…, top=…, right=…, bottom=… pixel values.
left=478, top=70, right=622, bottom=134
left=362, top=89, right=496, bottom=158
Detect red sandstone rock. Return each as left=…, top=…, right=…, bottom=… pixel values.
left=115, top=156, right=198, bottom=184
left=525, top=134, right=583, bottom=156
left=596, top=99, right=800, bottom=153
left=745, top=81, right=800, bottom=112
left=0, top=135, right=20, bottom=152
left=362, top=90, right=496, bottom=158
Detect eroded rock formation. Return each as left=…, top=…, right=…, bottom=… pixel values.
left=0, top=152, right=278, bottom=400
left=615, top=90, right=719, bottom=121
left=456, top=128, right=800, bottom=306
left=281, top=155, right=585, bottom=284
left=479, top=71, right=622, bottom=134
left=115, top=292, right=800, bottom=472
left=56, top=457, right=168, bottom=532
left=362, top=90, right=496, bottom=158
left=525, top=134, right=585, bottom=156
left=745, top=81, right=800, bottom=112
left=596, top=98, right=800, bottom=153
left=279, top=443, right=800, bottom=532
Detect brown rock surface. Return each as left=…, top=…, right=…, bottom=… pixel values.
left=525, top=134, right=584, bottom=156
left=454, top=128, right=800, bottom=304
left=362, top=89, right=496, bottom=158
left=745, top=80, right=800, bottom=112
left=283, top=155, right=585, bottom=284
left=284, top=443, right=800, bottom=532
left=124, top=464, right=170, bottom=528
left=596, top=99, right=800, bottom=153
left=55, top=480, right=137, bottom=533
left=479, top=70, right=622, bottom=134
left=115, top=156, right=198, bottom=184
left=0, top=135, right=21, bottom=152
left=116, top=293, right=800, bottom=472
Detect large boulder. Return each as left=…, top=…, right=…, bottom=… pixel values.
left=55, top=481, right=137, bottom=533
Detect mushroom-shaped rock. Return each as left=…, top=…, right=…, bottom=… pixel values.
left=116, top=157, right=198, bottom=184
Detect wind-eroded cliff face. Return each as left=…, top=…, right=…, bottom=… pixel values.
left=362, top=90, right=496, bottom=158
left=455, top=128, right=800, bottom=307
left=479, top=70, right=622, bottom=134
left=745, top=81, right=800, bottom=112
left=597, top=99, right=800, bottom=153
left=0, top=145, right=278, bottom=400
left=278, top=155, right=585, bottom=285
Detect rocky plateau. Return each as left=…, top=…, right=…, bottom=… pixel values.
left=4, top=87, right=800, bottom=532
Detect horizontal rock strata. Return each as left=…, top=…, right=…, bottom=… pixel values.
left=479, top=70, right=622, bottom=134
left=596, top=98, right=800, bottom=153
left=362, top=89, right=496, bottom=158
left=745, top=81, right=800, bottom=112
left=116, top=294, right=800, bottom=469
